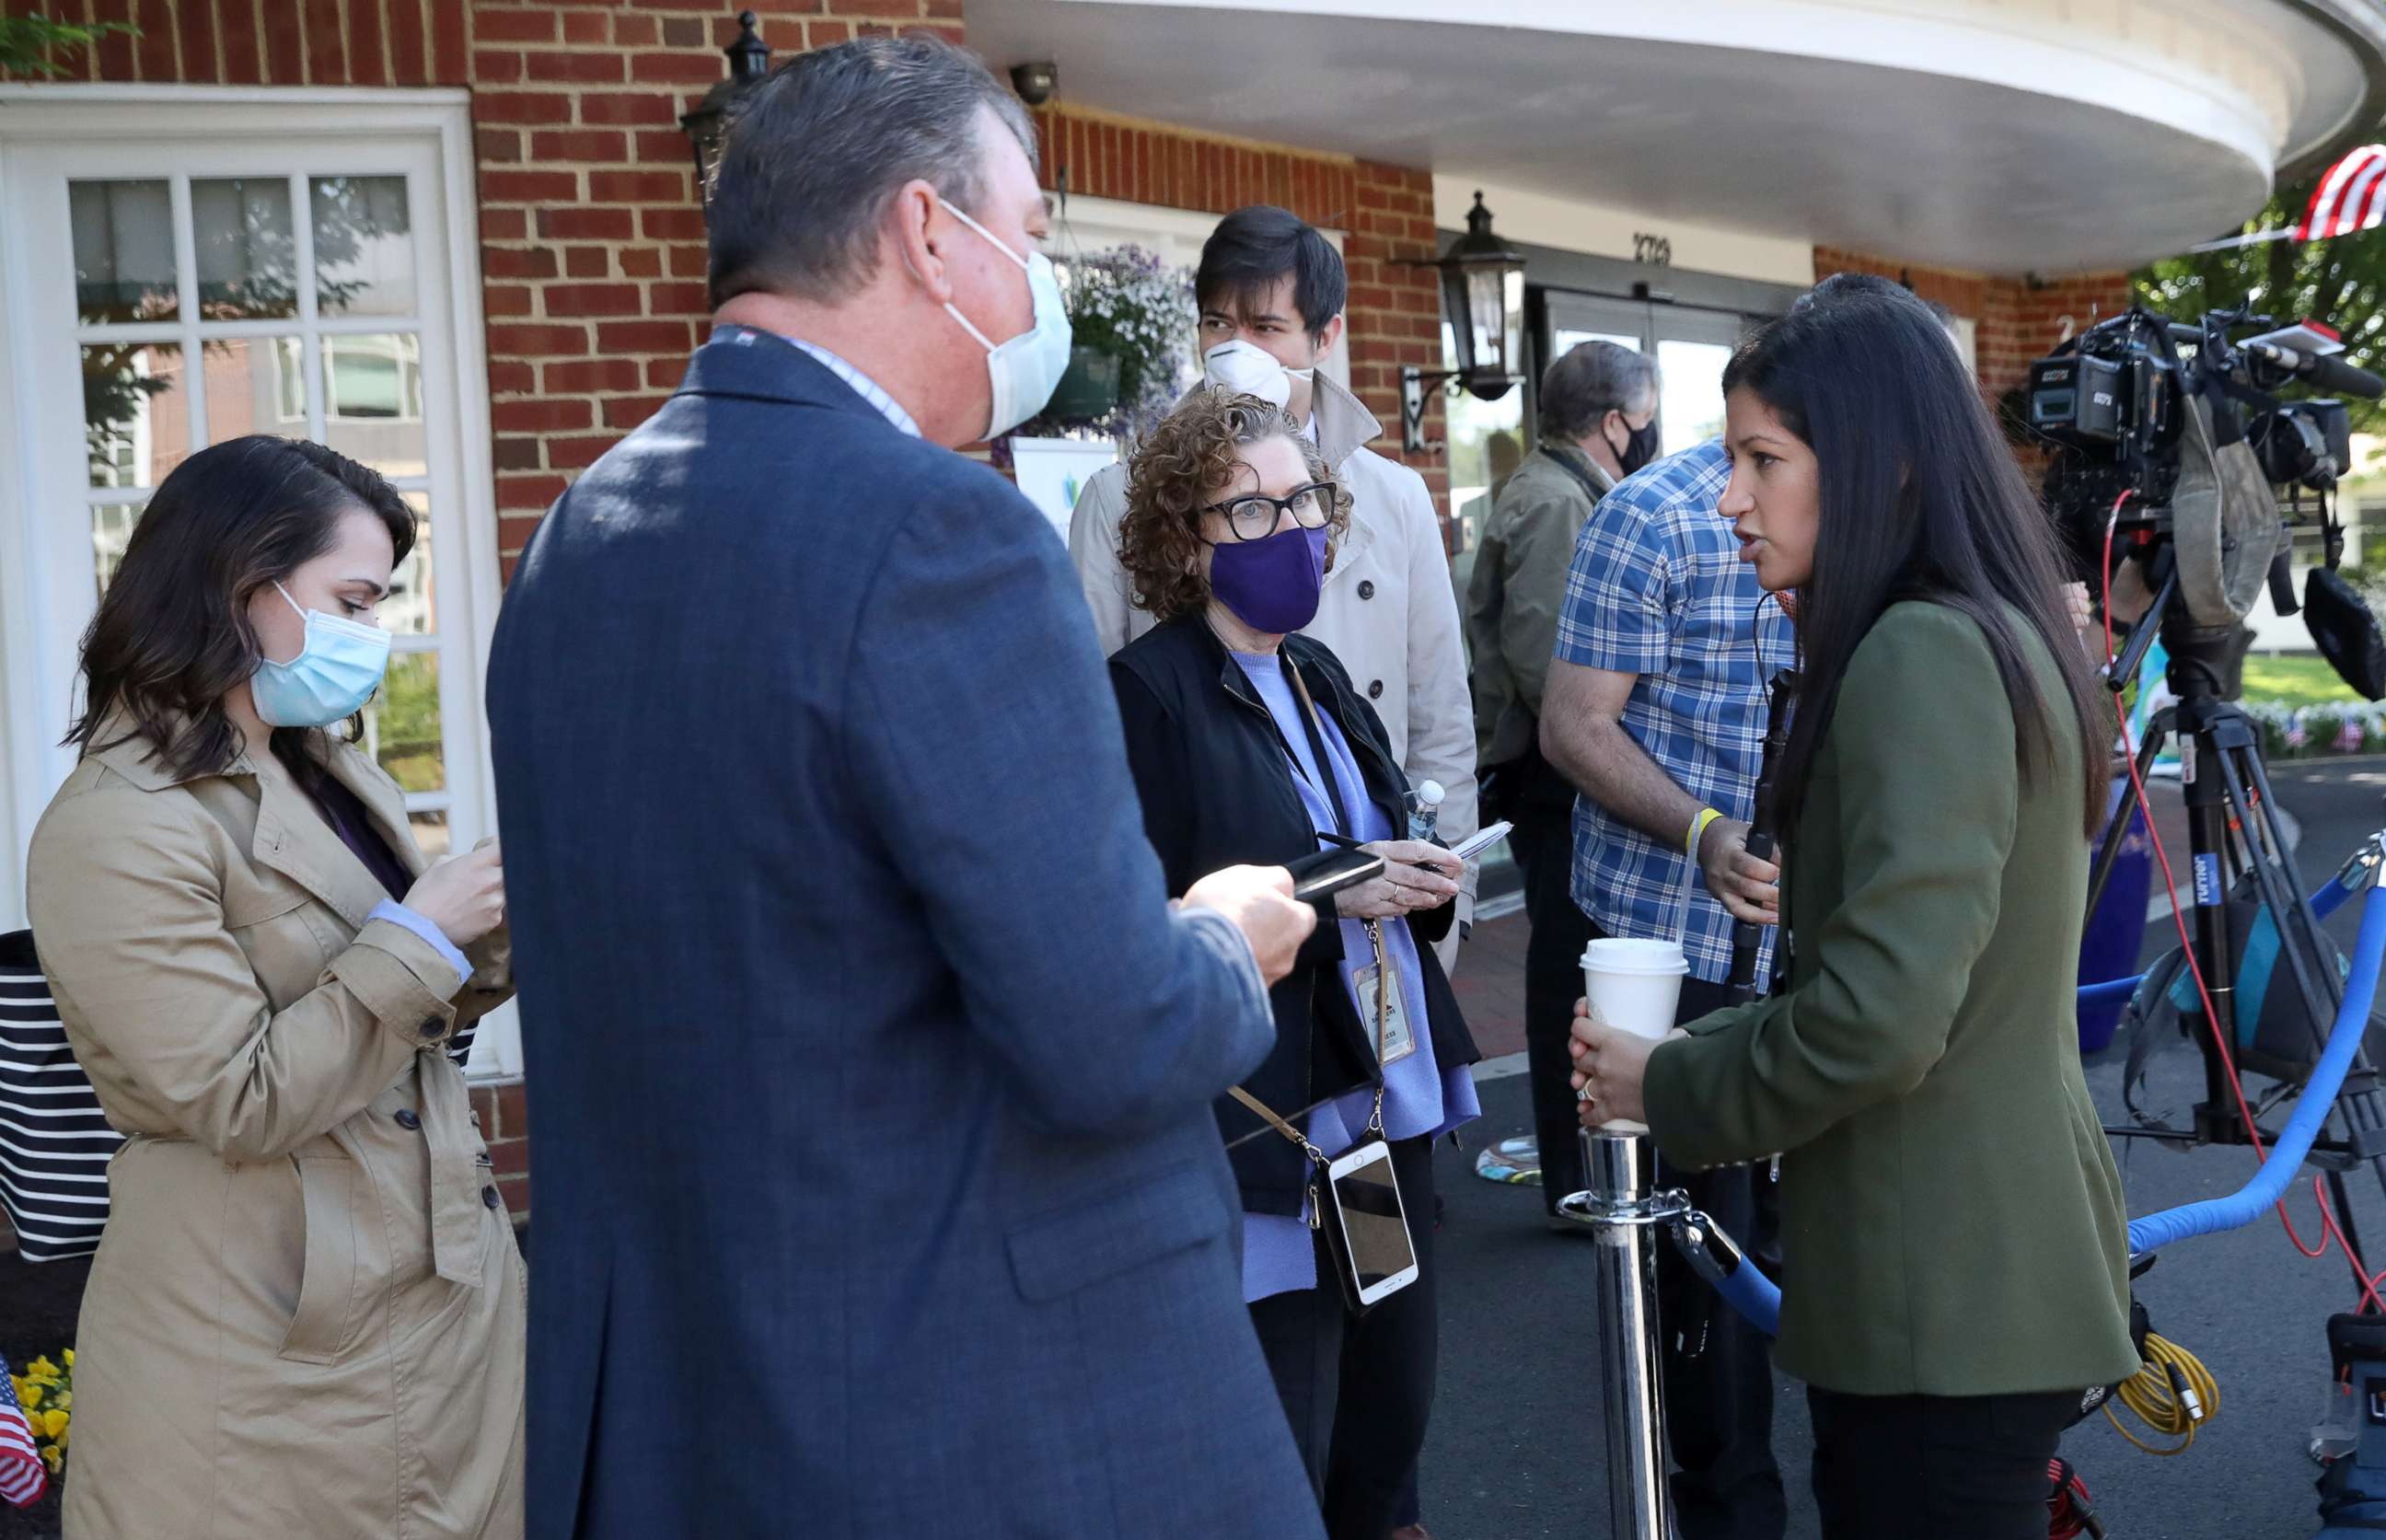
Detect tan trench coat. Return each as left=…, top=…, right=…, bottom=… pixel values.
left=25, top=721, right=526, bottom=1539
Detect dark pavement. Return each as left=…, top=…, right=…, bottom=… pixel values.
left=1420, top=757, right=2386, bottom=1539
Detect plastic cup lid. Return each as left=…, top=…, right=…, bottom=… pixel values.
left=1580, top=937, right=1690, bottom=976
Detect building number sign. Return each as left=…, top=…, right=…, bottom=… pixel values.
left=1632, top=232, right=1674, bottom=267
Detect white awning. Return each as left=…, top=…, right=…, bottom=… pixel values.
left=971, top=0, right=2386, bottom=274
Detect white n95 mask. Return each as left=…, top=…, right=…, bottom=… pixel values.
left=938, top=199, right=1073, bottom=440
left=1202, top=338, right=1315, bottom=409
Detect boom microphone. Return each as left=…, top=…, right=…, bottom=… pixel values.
left=2242, top=341, right=2386, bottom=400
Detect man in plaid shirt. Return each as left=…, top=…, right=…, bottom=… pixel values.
left=1543, top=427, right=1792, bottom=1540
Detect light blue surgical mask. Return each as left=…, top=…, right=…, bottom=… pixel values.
left=249, top=582, right=392, bottom=728
left=938, top=199, right=1072, bottom=438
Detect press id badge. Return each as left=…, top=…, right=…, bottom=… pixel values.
left=1353, top=946, right=1417, bottom=1066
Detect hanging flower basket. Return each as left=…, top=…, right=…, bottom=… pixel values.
left=1042, top=345, right=1121, bottom=425
left=1009, top=243, right=1199, bottom=446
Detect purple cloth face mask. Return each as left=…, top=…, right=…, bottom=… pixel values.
left=1209, top=523, right=1329, bottom=634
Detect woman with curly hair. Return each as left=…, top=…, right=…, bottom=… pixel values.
left=1108, top=389, right=1480, bottom=1540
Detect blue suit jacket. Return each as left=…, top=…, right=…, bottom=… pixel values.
left=487, top=330, right=1325, bottom=1540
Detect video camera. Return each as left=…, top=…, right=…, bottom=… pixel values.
left=2025, top=306, right=2386, bottom=697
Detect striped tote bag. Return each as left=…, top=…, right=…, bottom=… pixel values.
left=0, top=932, right=122, bottom=1263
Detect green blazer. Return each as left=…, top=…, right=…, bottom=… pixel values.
left=1644, top=600, right=2139, bottom=1397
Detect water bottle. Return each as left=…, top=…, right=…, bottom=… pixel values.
left=1407, top=780, right=1445, bottom=842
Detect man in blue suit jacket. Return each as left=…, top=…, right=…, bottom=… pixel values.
left=486, top=37, right=1325, bottom=1540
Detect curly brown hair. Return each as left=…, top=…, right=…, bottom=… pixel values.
left=1118, top=389, right=1353, bottom=622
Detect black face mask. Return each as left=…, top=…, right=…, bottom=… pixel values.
left=1608, top=415, right=1662, bottom=477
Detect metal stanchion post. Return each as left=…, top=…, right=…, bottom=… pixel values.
left=1557, top=1127, right=1688, bottom=1540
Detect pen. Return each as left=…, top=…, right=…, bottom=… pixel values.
left=1315, top=828, right=1458, bottom=878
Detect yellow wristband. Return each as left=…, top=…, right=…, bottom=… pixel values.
left=1687, top=806, right=1723, bottom=860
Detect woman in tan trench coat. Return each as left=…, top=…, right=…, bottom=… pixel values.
left=26, top=436, right=526, bottom=1538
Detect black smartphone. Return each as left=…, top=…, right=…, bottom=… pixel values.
left=1287, top=847, right=1386, bottom=903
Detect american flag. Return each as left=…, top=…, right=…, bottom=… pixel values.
left=2338, top=716, right=2368, bottom=755
left=0, top=1354, right=46, bottom=1508
left=2190, top=144, right=2386, bottom=251
left=2299, top=145, right=2386, bottom=241
left=2288, top=711, right=2311, bottom=749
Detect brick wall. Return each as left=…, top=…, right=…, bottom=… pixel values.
left=466, top=4, right=965, bottom=572
left=473, top=1079, right=530, bottom=1194
left=1029, top=103, right=1452, bottom=529
left=6, top=0, right=968, bottom=1214
left=1811, top=245, right=2133, bottom=398
left=6, top=0, right=965, bottom=589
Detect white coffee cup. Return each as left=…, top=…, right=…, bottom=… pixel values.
left=1580, top=937, right=1690, bottom=1133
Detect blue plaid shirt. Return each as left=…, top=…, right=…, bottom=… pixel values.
left=1555, top=439, right=1791, bottom=984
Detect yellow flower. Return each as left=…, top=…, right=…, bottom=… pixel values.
left=59, top=1349, right=72, bottom=1369
left=54, top=1390, right=70, bottom=1411
left=39, top=1444, right=60, bottom=1475
left=16, top=1381, right=39, bottom=1411
left=36, top=1409, right=65, bottom=1441
left=25, top=1357, right=55, bottom=1381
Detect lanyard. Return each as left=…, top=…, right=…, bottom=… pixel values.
left=1542, top=446, right=1613, bottom=507
left=1223, top=917, right=1391, bottom=1155
left=1281, top=662, right=1357, bottom=838
left=1213, top=622, right=1360, bottom=839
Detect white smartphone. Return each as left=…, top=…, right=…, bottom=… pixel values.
left=1442, top=820, right=1512, bottom=865
left=1326, top=1140, right=1419, bottom=1306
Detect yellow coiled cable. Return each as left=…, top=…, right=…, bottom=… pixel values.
left=2103, top=1331, right=2218, bottom=1455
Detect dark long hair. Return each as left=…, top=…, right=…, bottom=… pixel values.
left=66, top=435, right=416, bottom=783
left=1724, top=292, right=2107, bottom=838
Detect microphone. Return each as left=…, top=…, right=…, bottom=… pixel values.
left=1727, top=669, right=1800, bottom=1004
left=2243, top=340, right=2386, bottom=400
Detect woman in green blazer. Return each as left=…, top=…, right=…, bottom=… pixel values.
left=1569, top=288, right=2139, bottom=1539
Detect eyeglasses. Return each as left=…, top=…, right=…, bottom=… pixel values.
left=1200, top=482, right=1335, bottom=542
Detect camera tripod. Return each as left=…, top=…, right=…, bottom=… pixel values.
left=2089, top=554, right=2386, bottom=1262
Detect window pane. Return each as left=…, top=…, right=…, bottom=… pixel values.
left=199, top=334, right=304, bottom=446
left=91, top=501, right=143, bottom=599
left=311, top=176, right=415, bottom=317
left=408, top=810, right=450, bottom=860
left=363, top=651, right=443, bottom=793
left=84, top=342, right=186, bottom=490
left=1553, top=328, right=1639, bottom=354
left=191, top=178, right=296, bottom=320
left=388, top=492, right=434, bottom=635
left=1443, top=379, right=1523, bottom=534
left=1655, top=338, right=1733, bottom=457
left=321, top=333, right=425, bottom=476
left=70, top=179, right=178, bottom=325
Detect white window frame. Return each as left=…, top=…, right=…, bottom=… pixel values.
left=0, top=86, right=514, bottom=1075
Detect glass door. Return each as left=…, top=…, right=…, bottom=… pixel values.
left=1542, top=291, right=1753, bottom=457
left=2, top=123, right=514, bottom=1073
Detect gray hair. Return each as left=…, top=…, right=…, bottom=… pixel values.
left=1539, top=341, right=1658, bottom=443
left=707, top=36, right=1038, bottom=307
